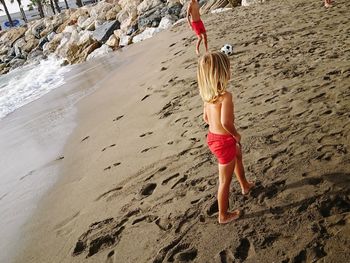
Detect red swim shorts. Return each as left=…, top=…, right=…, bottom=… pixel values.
left=207, top=132, right=237, bottom=165
left=191, top=20, right=206, bottom=36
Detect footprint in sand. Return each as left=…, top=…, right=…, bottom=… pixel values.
left=234, top=238, right=251, bottom=262
left=141, top=146, right=158, bottom=153
left=218, top=249, right=235, bottom=263
left=141, top=94, right=150, bottom=101
left=140, top=183, right=157, bottom=197
left=103, top=162, right=121, bottom=171
left=102, top=144, right=116, bottom=152
left=113, top=115, right=124, bottom=122
left=139, top=131, right=153, bottom=137
left=81, top=136, right=89, bottom=142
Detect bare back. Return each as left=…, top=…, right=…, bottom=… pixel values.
left=204, top=93, right=233, bottom=135
left=188, top=1, right=201, bottom=22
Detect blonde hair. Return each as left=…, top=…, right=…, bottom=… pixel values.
left=197, top=51, right=231, bottom=103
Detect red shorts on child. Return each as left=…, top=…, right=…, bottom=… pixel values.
left=207, top=132, right=237, bottom=165
left=191, top=20, right=206, bottom=36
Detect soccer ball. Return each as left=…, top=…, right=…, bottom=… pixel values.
left=220, top=44, right=233, bottom=56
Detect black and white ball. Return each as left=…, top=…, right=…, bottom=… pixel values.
left=220, top=44, right=233, bottom=56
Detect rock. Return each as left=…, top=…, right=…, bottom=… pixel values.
left=158, top=15, right=176, bottom=30
left=77, top=31, right=94, bottom=46
left=87, top=44, right=112, bottom=61
left=113, top=29, right=123, bottom=39
left=7, top=47, right=15, bottom=58
left=55, top=26, right=80, bottom=58
left=0, top=27, right=26, bottom=47
left=77, top=15, right=89, bottom=29
left=105, top=34, right=119, bottom=49
left=106, top=5, right=122, bottom=20
left=92, top=20, right=120, bottom=43
left=80, top=17, right=95, bottom=30
left=24, top=29, right=36, bottom=42
left=0, top=65, right=10, bottom=75
left=70, top=7, right=89, bottom=20
left=38, top=37, right=49, bottom=49
left=43, top=33, right=62, bottom=55
left=13, top=38, right=26, bottom=57
left=138, top=7, right=163, bottom=29
left=132, top=27, right=160, bottom=43
left=22, top=39, right=39, bottom=53
left=119, top=34, right=132, bottom=46
left=0, top=63, right=6, bottom=71
left=47, top=32, right=56, bottom=41
left=27, top=49, right=45, bottom=61
left=167, top=2, right=183, bottom=17
left=120, top=16, right=135, bottom=32
left=137, top=0, right=163, bottom=15
left=94, top=20, right=104, bottom=29
left=31, top=21, right=46, bottom=38
left=77, top=42, right=100, bottom=63
left=126, top=20, right=138, bottom=36
left=0, top=46, right=8, bottom=56
left=9, top=58, right=25, bottom=69
left=90, top=1, right=114, bottom=20
left=241, top=0, right=265, bottom=6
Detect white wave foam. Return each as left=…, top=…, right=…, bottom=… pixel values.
left=0, top=57, right=70, bottom=120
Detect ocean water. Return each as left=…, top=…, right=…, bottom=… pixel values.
left=0, top=57, right=70, bottom=120
left=0, top=53, right=125, bottom=263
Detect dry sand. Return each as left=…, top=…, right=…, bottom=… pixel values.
left=15, top=0, right=349, bottom=262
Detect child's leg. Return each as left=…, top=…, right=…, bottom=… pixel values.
left=196, top=35, right=203, bottom=55
left=203, top=33, right=208, bottom=53
left=218, top=160, right=240, bottom=224
left=234, top=145, right=255, bottom=195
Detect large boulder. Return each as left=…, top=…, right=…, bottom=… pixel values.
left=22, top=38, right=39, bottom=53
left=13, top=38, right=26, bottom=57
left=92, top=20, right=120, bottom=43
left=89, top=1, right=114, bottom=20
left=9, top=58, right=25, bottom=69
left=0, top=27, right=26, bottom=47
left=138, top=7, right=163, bottom=29
left=43, top=33, right=62, bottom=55
left=158, top=15, right=177, bottom=30
left=137, top=0, right=163, bottom=15
left=86, top=44, right=112, bottom=61
left=166, top=2, right=183, bottom=17
left=31, top=20, right=46, bottom=38
left=105, top=34, right=119, bottom=49
left=132, top=27, right=160, bottom=43
left=119, top=34, right=131, bottom=46
left=80, top=17, right=95, bottom=30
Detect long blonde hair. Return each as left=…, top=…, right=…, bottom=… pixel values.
left=197, top=51, right=231, bottom=103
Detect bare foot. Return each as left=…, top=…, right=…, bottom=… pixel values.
left=196, top=49, right=200, bottom=56
left=242, top=181, right=255, bottom=195
left=218, top=210, right=240, bottom=224
left=325, top=3, right=332, bottom=7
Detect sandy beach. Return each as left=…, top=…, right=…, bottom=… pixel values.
left=11, top=0, right=350, bottom=262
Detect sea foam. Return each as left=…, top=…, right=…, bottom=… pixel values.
left=0, top=57, right=70, bottom=120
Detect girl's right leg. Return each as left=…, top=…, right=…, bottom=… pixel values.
left=234, top=145, right=255, bottom=195
left=218, top=160, right=240, bottom=224
left=196, top=35, right=202, bottom=55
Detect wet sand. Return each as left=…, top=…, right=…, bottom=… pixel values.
left=14, top=0, right=350, bottom=262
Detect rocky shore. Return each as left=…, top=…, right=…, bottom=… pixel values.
left=0, top=0, right=264, bottom=75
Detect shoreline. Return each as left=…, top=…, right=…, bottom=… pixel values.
left=0, top=51, right=127, bottom=263
left=10, top=0, right=350, bottom=262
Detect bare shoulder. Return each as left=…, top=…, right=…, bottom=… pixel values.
left=222, top=92, right=233, bottom=101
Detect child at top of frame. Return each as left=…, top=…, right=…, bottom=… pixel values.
left=187, top=0, right=208, bottom=56
left=197, top=52, right=255, bottom=224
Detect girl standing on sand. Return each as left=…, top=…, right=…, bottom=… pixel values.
left=197, top=52, right=254, bottom=224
